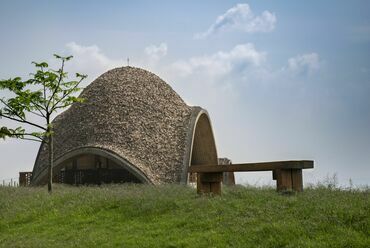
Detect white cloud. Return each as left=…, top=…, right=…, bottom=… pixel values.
left=195, top=3, right=276, bottom=39
left=63, top=42, right=320, bottom=91
left=65, top=42, right=125, bottom=81
left=286, top=53, right=321, bottom=75
left=145, top=43, right=168, bottom=61
left=63, top=42, right=170, bottom=81
left=170, top=43, right=266, bottom=77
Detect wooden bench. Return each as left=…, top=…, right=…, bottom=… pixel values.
left=188, top=160, right=314, bottom=194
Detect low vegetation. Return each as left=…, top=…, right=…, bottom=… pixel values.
left=0, top=184, right=369, bottom=247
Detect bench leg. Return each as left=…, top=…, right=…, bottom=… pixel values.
left=275, top=169, right=303, bottom=192
left=276, top=169, right=292, bottom=191
left=210, top=182, right=221, bottom=195
left=197, top=172, right=222, bottom=195
left=197, top=173, right=207, bottom=194
left=291, top=169, right=303, bottom=192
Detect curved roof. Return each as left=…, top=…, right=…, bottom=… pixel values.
left=31, top=67, right=218, bottom=184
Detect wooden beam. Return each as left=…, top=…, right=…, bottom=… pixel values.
left=188, top=160, right=313, bottom=173
left=201, top=172, right=223, bottom=182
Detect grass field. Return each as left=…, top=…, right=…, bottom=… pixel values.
left=0, top=184, right=369, bottom=248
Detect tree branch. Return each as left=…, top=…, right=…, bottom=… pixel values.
left=1, top=98, right=47, bottom=125
left=46, top=59, right=65, bottom=112
left=0, top=114, right=47, bottom=131
left=1, top=96, right=46, bottom=119
left=29, top=111, right=44, bottom=118
left=26, top=72, right=48, bottom=116
left=17, top=137, right=43, bottom=143
left=50, top=77, right=84, bottom=112
left=7, top=132, right=44, bottom=142
left=28, top=99, right=46, bottom=117
left=41, top=67, right=47, bottom=104
left=0, top=98, right=26, bottom=121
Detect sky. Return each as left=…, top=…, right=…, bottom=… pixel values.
left=0, top=0, right=369, bottom=186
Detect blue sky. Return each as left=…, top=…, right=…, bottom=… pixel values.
left=1, top=1, right=369, bottom=186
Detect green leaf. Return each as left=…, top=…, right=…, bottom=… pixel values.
left=54, top=54, right=73, bottom=61
left=0, top=126, right=10, bottom=138
left=15, top=126, right=25, bottom=133
left=31, top=131, right=45, bottom=138
left=76, top=73, right=87, bottom=79
left=75, top=97, right=85, bottom=103
left=0, top=126, right=24, bottom=139
left=0, top=77, right=26, bottom=91
left=32, top=61, right=48, bottom=68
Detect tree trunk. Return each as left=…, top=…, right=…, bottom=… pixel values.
left=47, top=130, right=53, bottom=193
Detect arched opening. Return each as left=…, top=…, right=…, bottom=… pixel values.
left=188, top=112, right=218, bottom=183
left=53, top=153, right=142, bottom=185
left=32, top=147, right=151, bottom=185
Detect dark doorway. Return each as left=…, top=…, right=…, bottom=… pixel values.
left=54, top=154, right=142, bottom=185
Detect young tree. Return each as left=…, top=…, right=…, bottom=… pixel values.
left=0, top=55, right=87, bottom=193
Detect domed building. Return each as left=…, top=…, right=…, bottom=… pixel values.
left=31, top=67, right=226, bottom=185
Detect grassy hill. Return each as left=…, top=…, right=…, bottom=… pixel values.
left=0, top=184, right=368, bottom=248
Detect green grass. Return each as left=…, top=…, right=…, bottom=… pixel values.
left=0, top=184, right=369, bottom=248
